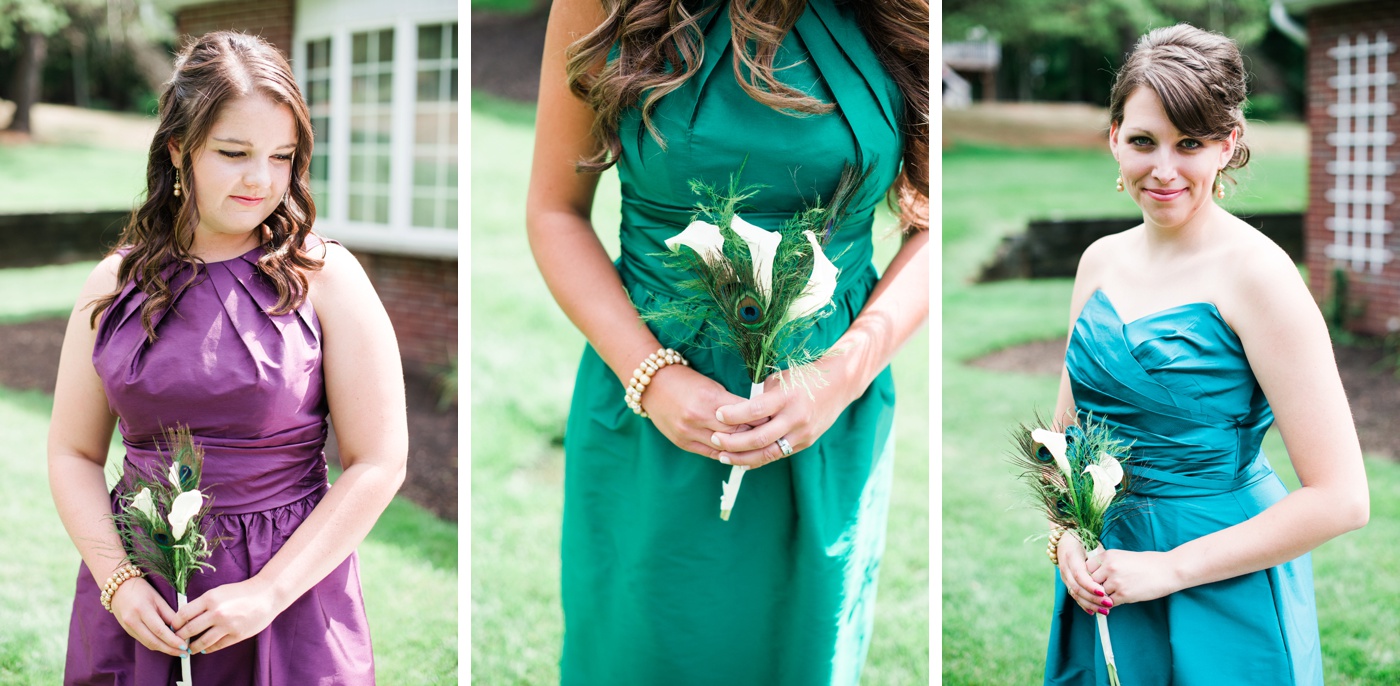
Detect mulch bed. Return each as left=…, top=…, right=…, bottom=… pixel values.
left=0, top=317, right=457, bottom=520
left=969, top=337, right=1400, bottom=460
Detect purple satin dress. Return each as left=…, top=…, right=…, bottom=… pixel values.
left=65, top=240, right=374, bottom=685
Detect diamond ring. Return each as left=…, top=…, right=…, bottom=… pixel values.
left=776, top=437, right=793, bottom=457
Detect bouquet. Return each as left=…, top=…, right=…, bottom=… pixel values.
left=110, top=425, right=216, bottom=686
left=1010, top=410, right=1133, bottom=686
left=649, top=163, right=871, bottom=520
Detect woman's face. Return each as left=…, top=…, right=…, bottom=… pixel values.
left=171, top=93, right=297, bottom=249
left=1110, top=86, right=1235, bottom=232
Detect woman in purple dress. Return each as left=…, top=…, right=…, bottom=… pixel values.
left=47, top=32, right=406, bottom=684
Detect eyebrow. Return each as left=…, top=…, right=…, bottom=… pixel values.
left=212, top=137, right=297, bottom=150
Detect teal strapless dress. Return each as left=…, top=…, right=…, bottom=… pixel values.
left=1045, top=289, right=1322, bottom=685
left=559, top=2, right=904, bottom=684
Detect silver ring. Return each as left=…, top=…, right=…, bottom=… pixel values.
left=776, top=437, right=793, bottom=457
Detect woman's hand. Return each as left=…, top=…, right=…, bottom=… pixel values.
left=706, top=369, right=853, bottom=468
left=109, top=578, right=187, bottom=656
left=172, top=576, right=282, bottom=655
left=1087, top=548, right=1181, bottom=606
left=642, top=364, right=758, bottom=461
left=1056, top=533, right=1113, bottom=617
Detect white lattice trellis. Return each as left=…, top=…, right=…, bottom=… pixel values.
left=1325, top=33, right=1396, bottom=273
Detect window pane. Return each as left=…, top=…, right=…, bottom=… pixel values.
left=419, top=25, right=441, bottom=61
left=417, top=70, right=438, bottom=102
left=379, top=31, right=394, bottom=62
left=353, top=33, right=368, bottom=64
left=378, top=73, right=394, bottom=104
left=414, top=156, right=437, bottom=187
left=450, top=23, right=457, bottom=59
left=376, top=155, right=391, bottom=184
left=450, top=67, right=458, bottom=101
left=374, top=194, right=390, bottom=224
left=444, top=199, right=457, bottom=229
left=413, top=196, right=436, bottom=227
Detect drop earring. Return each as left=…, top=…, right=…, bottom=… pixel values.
left=1115, top=173, right=1125, bottom=193
left=1214, top=173, right=1225, bottom=199
left=173, top=168, right=182, bottom=198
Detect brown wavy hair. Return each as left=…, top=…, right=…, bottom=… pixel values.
left=90, top=31, right=323, bottom=339
left=564, top=0, right=930, bottom=231
left=1109, top=24, right=1251, bottom=177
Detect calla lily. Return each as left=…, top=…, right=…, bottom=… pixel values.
left=167, top=461, right=183, bottom=492
left=1083, top=454, right=1124, bottom=510
left=665, top=220, right=727, bottom=265
left=786, top=230, right=838, bottom=321
left=729, top=215, right=781, bottom=305
left=168, top=489, right=204, bottom=540
left=131, top=487, right=158, bottom=523
left=1031, top=428, right=1072, bottom=478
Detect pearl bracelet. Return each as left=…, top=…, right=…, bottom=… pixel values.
left=1047, top=525, right=1067, bottom=566
left=99, top=563, right=144, bottom=613
left=625, top=347, right=689, bottom=418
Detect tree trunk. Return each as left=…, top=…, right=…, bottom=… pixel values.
left=5, top=29, right=49, bottom=135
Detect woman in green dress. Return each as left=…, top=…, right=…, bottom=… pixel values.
left=526, top=0, right=928, bottom=683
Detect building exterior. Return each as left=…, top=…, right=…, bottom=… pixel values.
left=1288, top=0, right=1400, bottom=335
left=156, top=0, right=458, bottom=373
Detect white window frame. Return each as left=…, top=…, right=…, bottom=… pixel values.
left=293, top=7, right=458, bottom=258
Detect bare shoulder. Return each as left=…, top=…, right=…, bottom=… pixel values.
left=1076, top=228, right=1136, bottom=282
left=82, top=253, right=123, bottom=298
left=308, top=242, right=372, bottom=299
left=1217, top=218, right=1320, bottom=336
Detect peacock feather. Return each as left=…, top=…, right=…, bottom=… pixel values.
left=647, top=160, right=874, bottom=385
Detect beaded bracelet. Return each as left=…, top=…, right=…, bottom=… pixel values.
left=99, top=563, right=144, bottom=613
left=1046, top=525, right=1066, bottom=566
left=624, top=347, right=689, bottom=418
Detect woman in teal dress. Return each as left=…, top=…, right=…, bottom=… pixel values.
left=1046, top=25, right=1369, bottom=685
left=526, top=0, right=928, bottom=683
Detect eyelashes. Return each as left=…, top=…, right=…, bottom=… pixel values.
left=217, top=150, right=294, bottom=161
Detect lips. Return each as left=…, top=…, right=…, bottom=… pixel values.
left=230, top=196, right=264, bottom=207
left=1141, top=187, right=1186, bottom=202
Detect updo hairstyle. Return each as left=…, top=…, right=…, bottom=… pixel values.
left=1108, top=24, right=1250, bottom=172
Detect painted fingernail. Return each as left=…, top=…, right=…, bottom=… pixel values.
left=1098, top=608, right=1110, bottom=615
left=710, top=433, right=721, bottom=448
left=1102, top=598, right=1113, bottom=608
left=1093, top=589, right=1104, bottom=597
left=715, top=410, right=725, bottom=423
left=719, top=454, right=731, bottom=465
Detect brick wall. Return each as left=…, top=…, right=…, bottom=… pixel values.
left=353, top=251, right=457, bottom=374
left=1306, top=0, right=1400, bottom=335
left=175, top=0, right=294, bottom=57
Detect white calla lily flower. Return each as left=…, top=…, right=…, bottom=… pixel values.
left=131, top=487, right=157, bottom=522
left=1083, top=454, right=1124, bottom=511
left=168, top=489, right=204, bottom=540
left=1031, top=428, right=1072, bottom=478
left=786, top=230, right=838, bottom=321
left=729, top=215, right=781, bottom=305
left=167, top=461, right=182, bottom=490
left=665, top=220, right=727, bottom=265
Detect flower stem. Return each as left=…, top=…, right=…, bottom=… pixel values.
left=1088, top=546, right=1120, bottom=686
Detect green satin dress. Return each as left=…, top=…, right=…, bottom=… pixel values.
left=1046, top=289, right=1322, bottom=685
left=559, top=2, right=905, bottom=684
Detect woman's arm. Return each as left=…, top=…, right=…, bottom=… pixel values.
left=173, top=243, right=408, bottom=654
left=527, top=0, right=753, bottom=461
left=49, top=255, right=188, bottom=656
left=1090, top=240, right=1369, bottom=604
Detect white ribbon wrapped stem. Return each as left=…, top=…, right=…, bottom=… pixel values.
left=719, top=382, right=763, bottom=521
left=1087, top=545, right=1122, bottom=686
left=177, top=592, right=193, bottom=686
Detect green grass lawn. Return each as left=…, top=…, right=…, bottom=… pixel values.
left=0, top=144, right=147, bottom=213
left=941, top=143, right=1400, bottom=683
left=0, top=271, right=457, bottom=683
left=471, top=91, right=930, bottom=683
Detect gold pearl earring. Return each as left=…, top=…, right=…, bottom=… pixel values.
left=1116, top=174, right=1125, bottom=193
left=174, top=168, right=182, bottom=198
left=1215, top=174, right=1225, bottom=199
